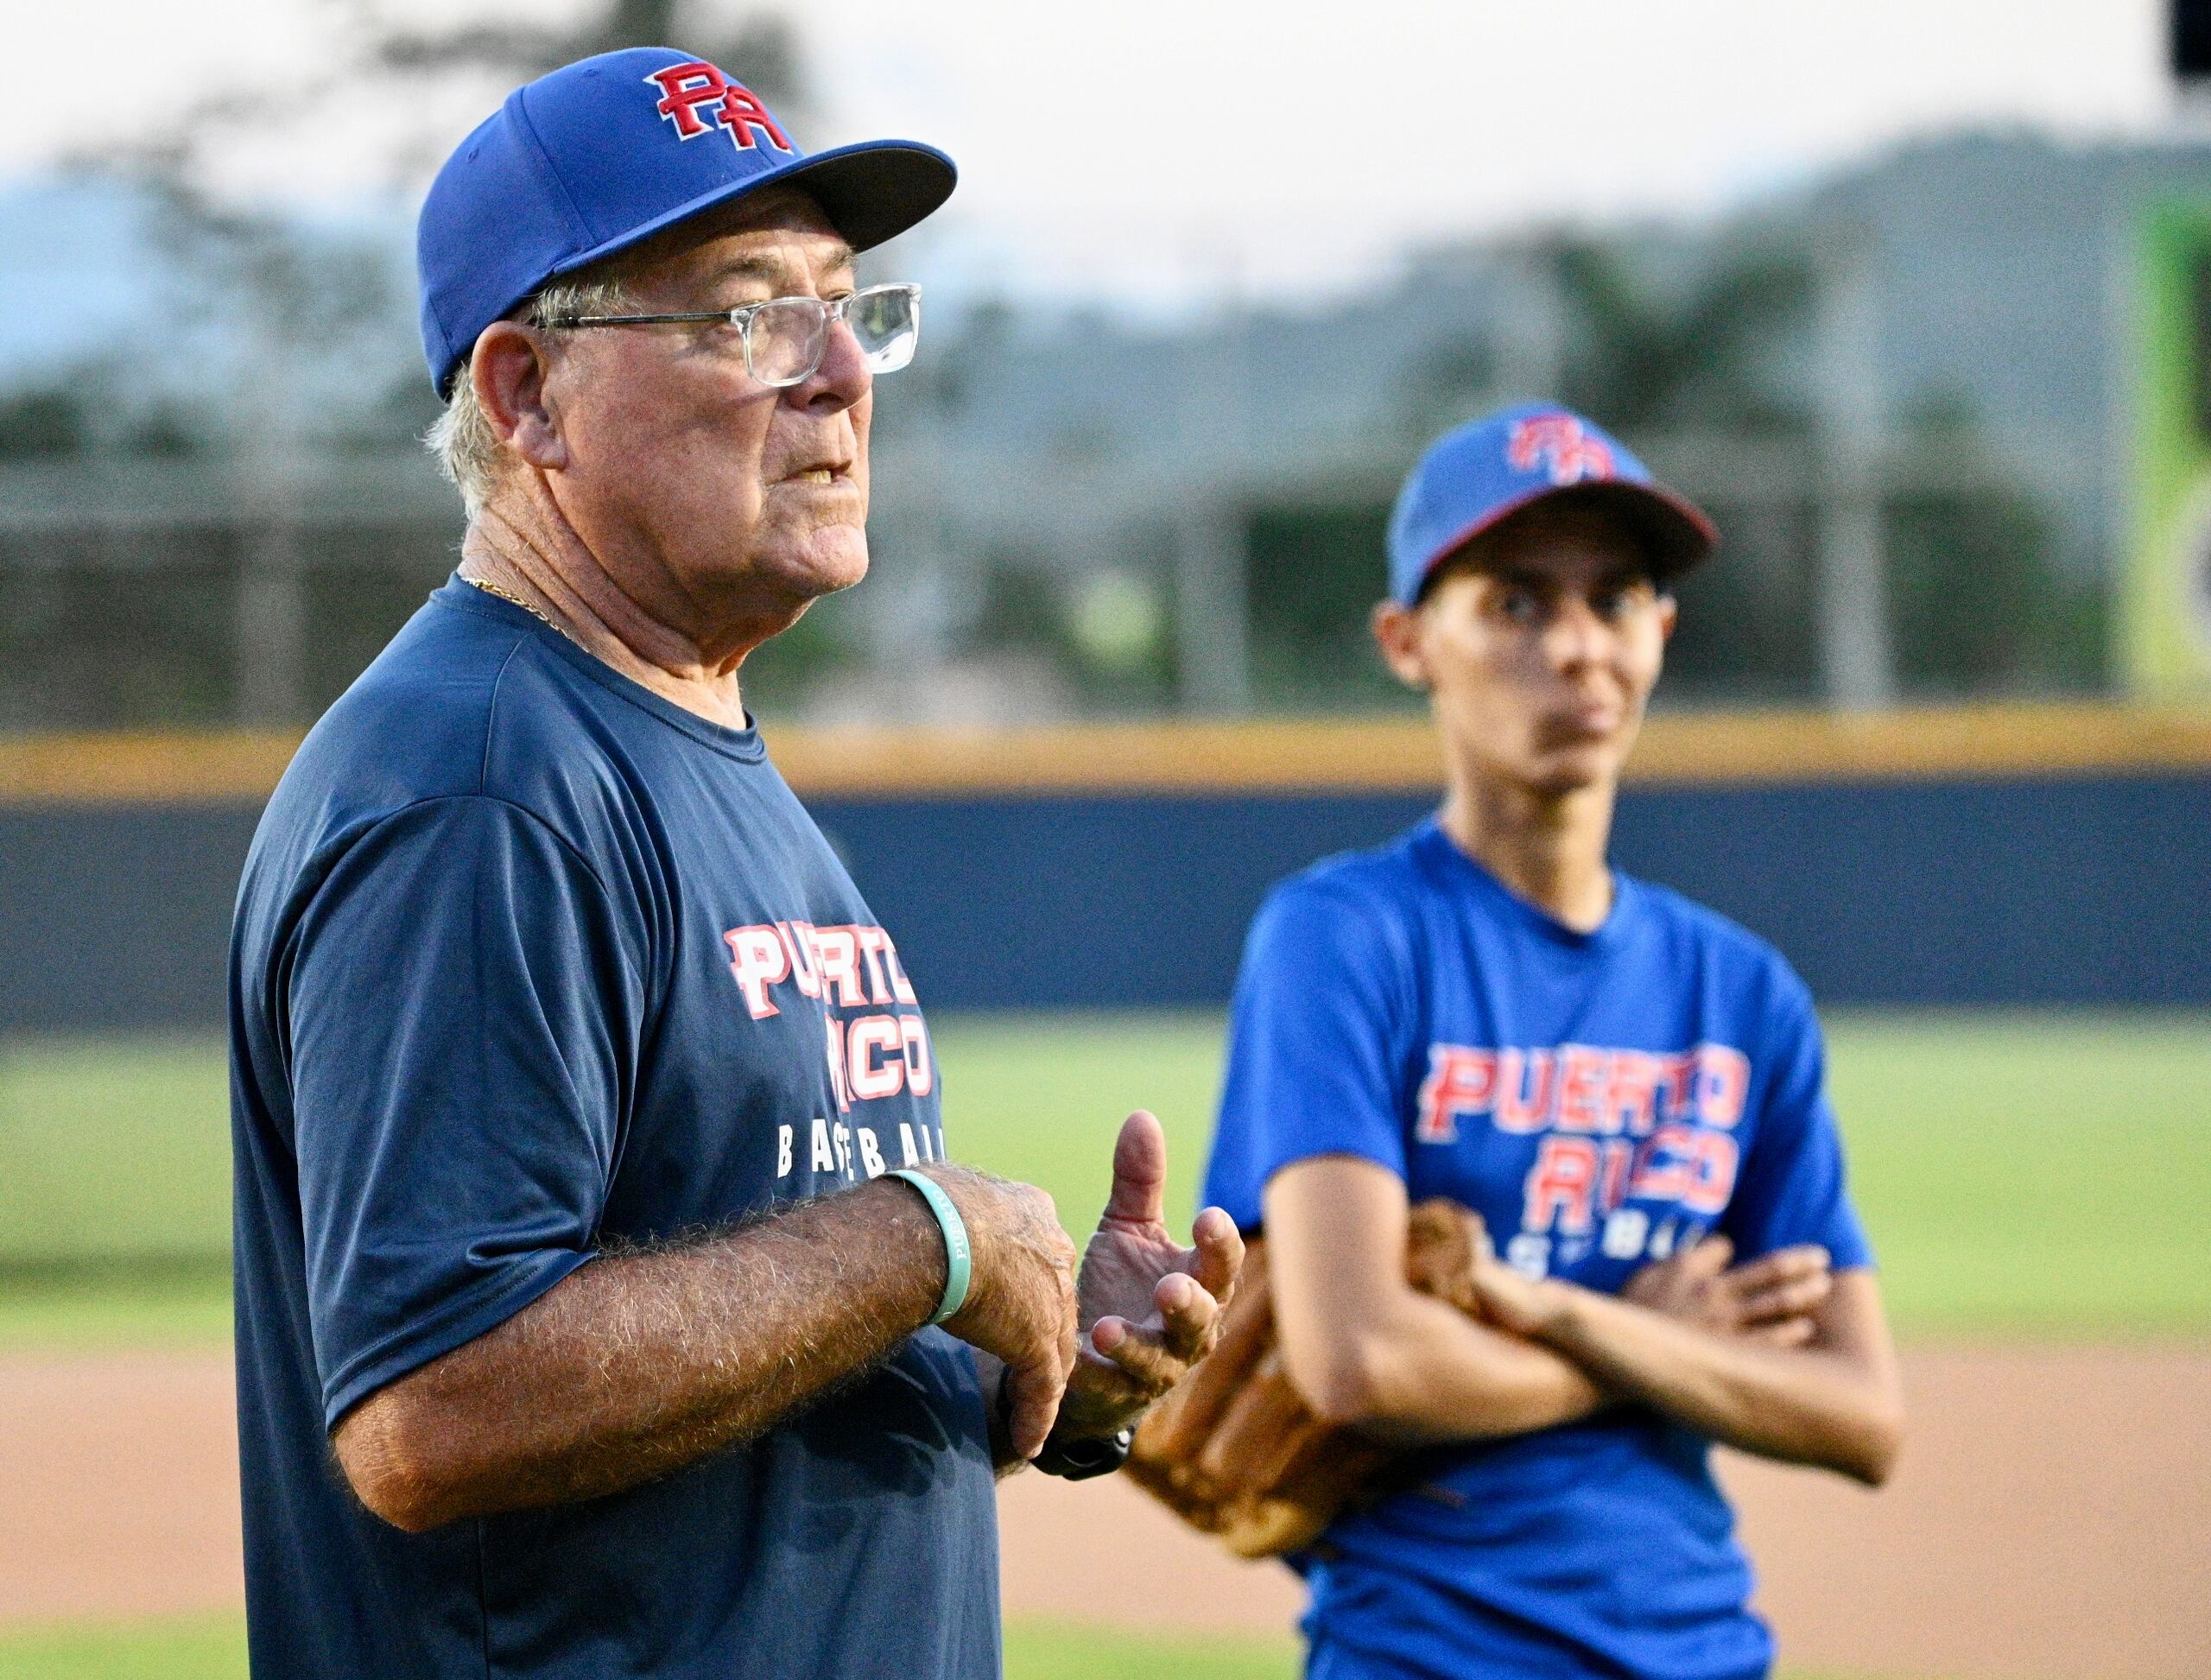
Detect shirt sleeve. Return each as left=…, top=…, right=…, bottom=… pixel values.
left=1200, top=876, right=1415, bottom=1232
left=285, top=795, right=648, bottom=1427
left=1720, top=970, right=1875, bottom=1271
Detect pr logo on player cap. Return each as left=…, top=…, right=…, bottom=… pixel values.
left=644, top=60, right=795, bottom=153
left=1507, top=414, right=1617, bottom=485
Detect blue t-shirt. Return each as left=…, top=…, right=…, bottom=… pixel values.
left=230, top=578, right=997, bottom=1680
left=1202, top=819, right=1872, bottom=1680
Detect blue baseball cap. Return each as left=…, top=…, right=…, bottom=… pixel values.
left=1386, top=403, right=1718, bottom=605
left=418, top=48, right=957, bottom=396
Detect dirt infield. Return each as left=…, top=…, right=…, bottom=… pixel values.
left=3, top=1345, right=2205, bottom=1677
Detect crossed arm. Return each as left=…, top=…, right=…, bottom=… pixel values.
left=1263, top=1154, right=1904, bottom=1485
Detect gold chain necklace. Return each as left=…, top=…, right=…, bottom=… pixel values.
left=464, top=573, right=578, bottom=645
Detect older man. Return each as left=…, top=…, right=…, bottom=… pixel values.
left=230, top=48, right=1240, bottom=1680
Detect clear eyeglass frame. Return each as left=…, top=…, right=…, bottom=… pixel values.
left=540, top=281, right=921, bottom=388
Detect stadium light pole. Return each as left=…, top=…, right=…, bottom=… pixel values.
left=1173, top=501, right=1253, bottom=716
left=1813, top=228, right=1897, bottom=713
left=1498, top=242, right=1566, bottom=406
left=233, top=449, right=307, bottom=728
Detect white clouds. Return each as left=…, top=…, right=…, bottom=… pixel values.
left=815, top=0, right=2167, bottom=303
left=8, top=0, right=2172, bottom=307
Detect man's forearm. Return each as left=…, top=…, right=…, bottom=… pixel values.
left=333, top=1175, right=950, bottom=1531
left=1533, top=1284, right=1903, bottom=1484
left=1300, top=1291, right=1606, bottom=1447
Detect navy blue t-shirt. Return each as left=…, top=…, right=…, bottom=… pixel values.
left=230, top=578, right=997, bottom=1679
left=1203, top=820, right=1872, bottom=1680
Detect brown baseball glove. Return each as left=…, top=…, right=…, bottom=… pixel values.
left=1125, top=1198, right=1487, bottom=1559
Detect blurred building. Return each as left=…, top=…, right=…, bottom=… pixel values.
left=4, top=129, right=2211, bottom=732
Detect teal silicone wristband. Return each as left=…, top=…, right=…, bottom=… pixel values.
left=889, top=1169, right=972, bottom=1326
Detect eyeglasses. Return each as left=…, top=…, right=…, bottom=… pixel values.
left=540, top=282, right=921, bottom=388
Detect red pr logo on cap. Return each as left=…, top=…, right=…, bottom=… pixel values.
left=644, top=61, right=794, bottom=154
left=1507, top=415, right=1614, bottom=485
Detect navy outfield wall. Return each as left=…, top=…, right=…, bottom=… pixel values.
left=815, top=774, right=2211, bottom=1012
left=3, top=710, right=2208, bottom=1030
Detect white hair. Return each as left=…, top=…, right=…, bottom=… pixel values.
left=423, top=276, right=637, bottom=518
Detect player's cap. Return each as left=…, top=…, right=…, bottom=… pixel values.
left=417, top=47, right=957, bottom=396
left=1386, top=403, right=1718, bottom=605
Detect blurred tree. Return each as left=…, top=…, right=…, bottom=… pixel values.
left=1242, top=502, right=1411, bottom=713
left=124, top=177, right=412, bottom=451
left=1552, top=234, right=1815, bottom=432
left=0, top=373, right=212, bottom=460
left=972, top=556, right=1070, bottom=656
left=1554, top=234, right=1827, bottom=703
left=57, top=0, right=812, bottom=439
left=1883, top=399, right=2104, bottom=696
left=1661, top=497, right=1824, bottom=706
left=958, top=553, right=1175, bottom=713
left=1, top=4, right=814, bottom=732
left=1245, top=236, right=2102, bottom=709
left=0, top=389, right=87, bottom=459
left=117, top=2, right=811, bottom=189
left=1248, top=236, right=1825, bottom=711
left=358, top=1, right=805, bottom=112
left=1407, top=337, right=1499, bottom=445
left=123, top=403, right=206, bottom=458
left=79, top=1, right=812, bottom=431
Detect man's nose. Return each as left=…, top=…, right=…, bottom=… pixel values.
left=1544, top=598, right=1613, bottom=669
left=789, top=315, right=871, bottom=413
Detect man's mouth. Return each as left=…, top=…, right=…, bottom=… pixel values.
left=1541, top=701, right=1622, bottom=741
left=783, top=465, right=846, bottom=485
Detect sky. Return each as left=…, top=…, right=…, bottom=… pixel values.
left=0, top=0, right=2183, bottom=315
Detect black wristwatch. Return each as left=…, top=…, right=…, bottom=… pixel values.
left=1031, top=1424, right=1135, bottom=1481
left=991, top=1362, right=1135, bottom=1479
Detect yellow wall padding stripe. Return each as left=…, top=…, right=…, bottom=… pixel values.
left=2, top=705, right=2208, bottom=806
left=1625, top=703, right=2211, bottom=788
left=0, top=732, right=307, bottom=804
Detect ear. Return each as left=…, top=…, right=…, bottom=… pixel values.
left=1657, top=593, right=1679, bottom=644
left=470, top=321, right=569, bottom=474
left=1371, top=599, right=1431, bottom=693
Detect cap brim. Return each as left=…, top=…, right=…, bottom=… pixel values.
left=553, top=136, right=957, bottom=278
left=777, top=140, right=960, bottom=253
left=1411, top=478, right=1718, bottom=601
left=1555, top=481, right=1718, bottom=580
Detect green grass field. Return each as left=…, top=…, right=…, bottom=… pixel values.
left=0, top=1012, right=2203, bottom=1679
left=0, top=1613, right=1884, bottom=1680
left=4, top=1011, right=2206, bottom=1346
left=0, top=1614, right=1307, bottom=1680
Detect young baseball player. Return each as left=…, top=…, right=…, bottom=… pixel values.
left=1201, top=405, right=1904, bottom=1680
